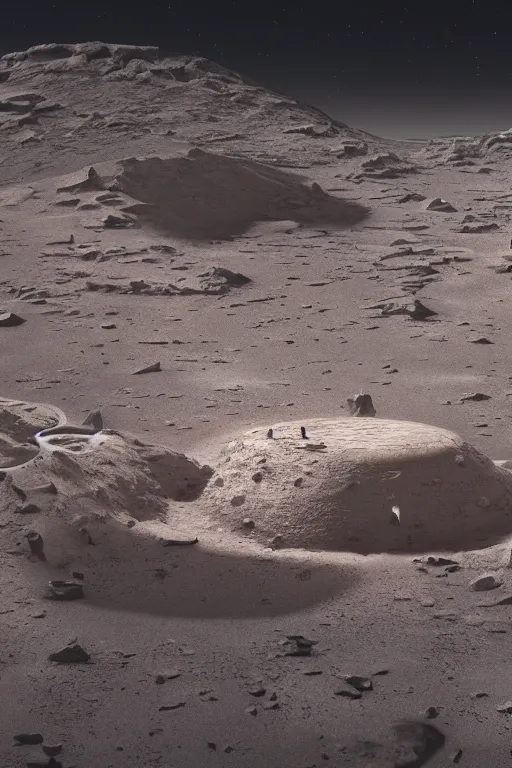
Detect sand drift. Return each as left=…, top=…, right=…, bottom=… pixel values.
left=2, top=399, right=512, bottom=555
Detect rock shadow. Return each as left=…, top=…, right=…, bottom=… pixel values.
left=59, top=531, right=358, bottom=619
left=115, top=149, right=369, bottom=240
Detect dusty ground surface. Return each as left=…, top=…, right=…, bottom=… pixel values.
left=2, top=42, right=512, bottom=768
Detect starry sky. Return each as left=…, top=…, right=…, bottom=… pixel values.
left=2, top=1, right=512, bottom=138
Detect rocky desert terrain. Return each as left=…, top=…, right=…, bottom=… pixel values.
left=2, top=42, right=512, bottom=768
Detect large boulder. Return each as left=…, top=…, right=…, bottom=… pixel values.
left=200, top=418, right=512, bottom=554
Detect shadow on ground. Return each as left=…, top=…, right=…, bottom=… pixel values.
left=116, top=149, right=369, bottom=240
left=26, top=535, right=359, bottom=619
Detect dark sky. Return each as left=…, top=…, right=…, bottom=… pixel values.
left=2, top=1, right=512, bottom=138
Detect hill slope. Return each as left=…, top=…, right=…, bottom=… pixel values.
left=0, top=41, right=395, bottom=185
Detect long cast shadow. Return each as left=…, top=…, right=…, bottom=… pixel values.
left=116, top=149, right=370, bottom=240
left=31, top=528, right=359, bottom=619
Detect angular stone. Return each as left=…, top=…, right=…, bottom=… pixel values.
left=426, top=197, right=457, bottom=213
left=347, top=393, right=376, bottom=417
left=49, top=643, right=90, bottom=663
left=345, top=675, right=373, bottom=692
left=25, top=531, right=45, bottom=559
left=460, top=392, right=491, bottom=402
left=284, top=634, right=316, bottom=657
left=470, top=574, right=502, bottom=592
left=408, top=299, right=437, bottom=320
left=103, top=213, right=136, bottom=228
left=83, top=409, right=103, bottom=431
left=133, top=361, right=161, bottom=375
left=0, top=311, right=26, bottom=327
left=45, top=580, right=84, bottom=601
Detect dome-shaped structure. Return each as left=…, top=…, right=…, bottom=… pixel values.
left=201, top=418, right=512, bottom=554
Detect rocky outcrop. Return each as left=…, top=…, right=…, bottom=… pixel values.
left=367, top=298, right=437, bottom=321
left=347, top=393, right=376, bottom=417
left=85, top=265, right=252, bottom=297
left=0, top=43, right=384, bottom=186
